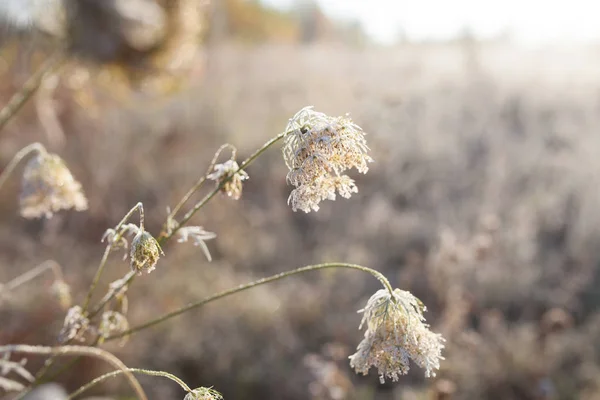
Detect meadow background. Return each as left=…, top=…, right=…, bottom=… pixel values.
left=2, top=1, right=600, bottom=399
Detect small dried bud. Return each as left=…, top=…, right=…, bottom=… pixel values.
left=50, top=279, right=72, bottom=309
left=99, top=311, right=130, bottom=344
left=282, top=106, right=373, bottom=213
left=349, top=289, right=445, bottom=383
left=20, top=152, right=88, bottom=219
left=207, top=160, right=249, bottom=200
left=58, top=306, right=90, bottom=343
left=177, top=226, right=216, bottom=261
left=184, top=387, right=223, bottom=400
left=130, top=230, right=164, bottom=275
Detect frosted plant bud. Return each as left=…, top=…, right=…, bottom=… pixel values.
left=184, top=387, right=223, bottom=400
left=130, top=230, right=164, bottom=275
left=20, top=152, right=88, bottom=219
left=282, top=106, right=372, bottom=213
left=58, top=306, right=90, bottom=343
left=177, top=226, right=217, bottom=262
left=207, top=159, right=249, bottom=200
left=349, top=289, right=445, bottom=383
left=50, top=279, right=72, bottom=310
left=98, top=311, right=130, bottom=343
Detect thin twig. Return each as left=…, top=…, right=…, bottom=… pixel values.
left=0, top=51, right=65, bottom=132
left=106, top=263, right=393, bottom=340
left=0, top=344, right=147, bottom=400
left=67, top=367, right=191, bottom=399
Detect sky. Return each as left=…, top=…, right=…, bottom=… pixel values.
left=261, top=0, right=600, bottom=45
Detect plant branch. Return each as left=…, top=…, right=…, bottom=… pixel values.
left=0, top=51, right=65, bottom=132
left=106, top=263, right=393, bottom=340
left=0, top=344, right=147, bottom=400
left=0, top=142, right=46, bottom=193
left=67, top=367, right=191, bottom=399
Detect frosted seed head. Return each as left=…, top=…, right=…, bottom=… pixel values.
left=130, top=230, right=163, bottom=275
left=19, top=152, right=88, bottom=219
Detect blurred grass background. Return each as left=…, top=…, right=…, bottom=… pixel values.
left=2, top=1, right=600, bottom=399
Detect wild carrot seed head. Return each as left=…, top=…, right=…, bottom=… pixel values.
left=349, top=288, right=445, bottom=383
left=282, top=106, right=372, bottom=213
left=207, top=159, right=249, bottom=200
left=130, top=230, right=164, bottom=275
left=19, top=152, right=88, bottom=219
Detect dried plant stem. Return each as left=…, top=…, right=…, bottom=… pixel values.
left=164, top=131, right=288, bottom=241
left=0, top=142, right=46, bottom=193
left=82, top=202, right=144, bottom=312
left=88, top=270, right=136, bottom=318
left=107, top=263, right=393, bottom=340
left=0, top=51, right=65, bottom=132
left=0, top=344, right=147, bottom=400
left=67, top=367, right=191, bottom=399
left=166, top=143, right=237, bottom=223
left=1, top=260, right=63, bottom=296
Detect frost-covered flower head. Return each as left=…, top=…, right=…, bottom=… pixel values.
left=19, top=151, right=88, bottom=219
left=282, top=106, right=373, bottom=212
left=207, top=159, right=249, bottom=200
left=349, top=288, right=445, bottom=383
left=184, top=387, right=223, bottom=400
left=58, top=305, right=90, bottom=343
left=130, top=230, right=164, bottom=275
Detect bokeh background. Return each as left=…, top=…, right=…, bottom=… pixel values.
left=2, top=1, right=600, bottom=399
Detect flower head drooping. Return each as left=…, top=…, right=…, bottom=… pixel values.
left=184, top=387, right=223, bottom=400
left=349, top=289, right=445, bottom=383
left=282, top=106, right=373, bottom=213
left=58, top=305, right=90, bottom=343
left=177, top=226, right=217, bottom=262
left=130, top=230, right=164, bottom=275
left=19, top=152, right=88, bottom=219
left=207, top=159, right=249, bottom=200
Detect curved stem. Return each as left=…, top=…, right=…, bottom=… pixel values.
left=82, top=202, right=144, bottom=312
left=106, top=263, right=393, bottom=340
left=2, top=260, right=63, bottom=293
left=0, top=51, right=65, bottom=133
left=0, top=344, right=147, bottom=400
left=166, top=143, right=237, bottom=224
left=0, top=142, right=46, bottom=193
left=164, top=131, right=287, bottom=241
left=67, top=367, right=191, bottom=399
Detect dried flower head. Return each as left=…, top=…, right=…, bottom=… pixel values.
left=207, top=159, right=249, bottom=200
left=58, top=305, right=90, bottom=343
left=282, top=106, right=373, bottom=212
left=20, top=152, right=88, bottom=219
left=50, top=279, right=72, bottom=310
left=99, top=311, right=130, bottom=343
left=184, top=387, right=223, bottom=400
left=177, top=226, right=217, bottom=261
left=130, top=230, right=164, bottom=275
left=349, top=289, right=445, bottom=383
